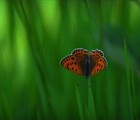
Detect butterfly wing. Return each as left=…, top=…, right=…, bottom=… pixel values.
left=72, top=48, right=88, bottom=56
left=90, top=50, right=107, bottom=76
left=60, top=55, right=83, bottom=75
left=72, top=48, right=88, bottom=65
left=91, top=49, right=104, bottom=57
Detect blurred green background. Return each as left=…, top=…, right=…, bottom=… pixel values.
left=0, top=0, right=140, bottom=120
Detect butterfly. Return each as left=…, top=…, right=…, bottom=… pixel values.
left=60, top=48, right=107, bottom=79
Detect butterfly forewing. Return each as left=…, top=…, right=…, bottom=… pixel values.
left=60, top=55, right=83, bottom=75
left=90, top=54, right=107, bottom=76
left=72, top=48, right=88, bottom=55
left=90, top=51, right=101, bottom=64
left=92, top=49, right=104, bottom=57
left=72, top=48, right=88, bottom=65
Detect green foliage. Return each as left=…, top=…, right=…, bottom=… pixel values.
left=0, top=0, right=140, bottom=120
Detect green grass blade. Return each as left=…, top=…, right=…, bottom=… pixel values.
left=124, top=39, right=134, bottom=120
left=75, top=85, right=85, bottom=120
left=87, top=80, right=96, bottom=120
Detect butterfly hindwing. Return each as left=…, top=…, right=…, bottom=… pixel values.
left=60, top=55, right=83, bottom=75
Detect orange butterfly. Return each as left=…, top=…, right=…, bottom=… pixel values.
left=60, top=48, right=107, bottom=79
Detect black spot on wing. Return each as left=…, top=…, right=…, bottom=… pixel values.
left=71, top=57, right=74, bottom=60
left=70, top=62, right=73, bottom=65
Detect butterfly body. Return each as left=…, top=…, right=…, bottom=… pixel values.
left=60, top=48, right=107, bottom=78
left=82, top=55, right=95, bottom=79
